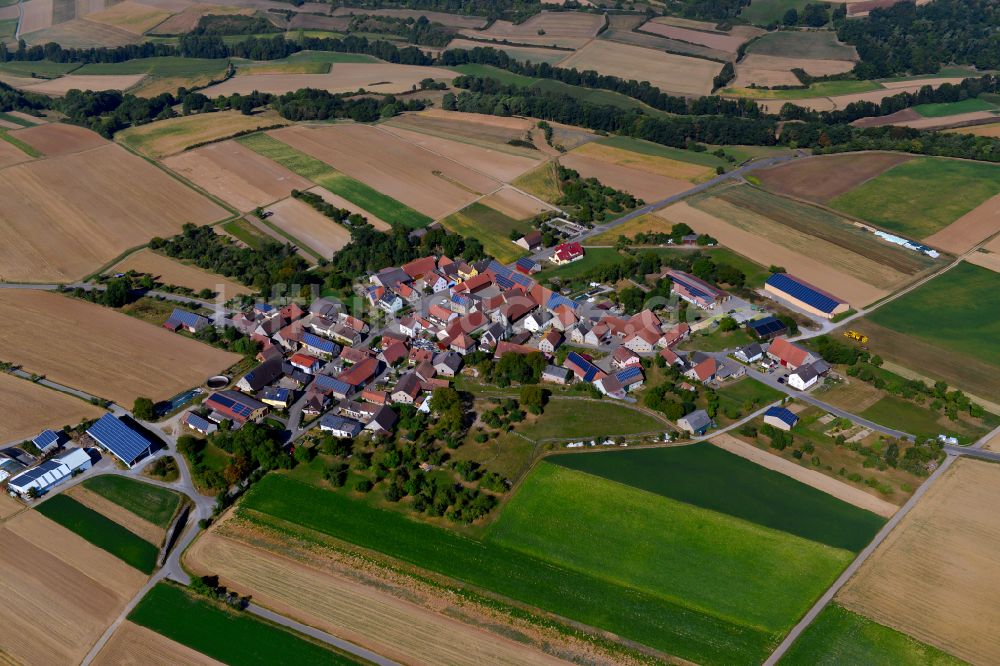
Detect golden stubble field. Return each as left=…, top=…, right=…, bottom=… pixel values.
left=0, top=371, right=105, bottom=443
left=117, top=110, right=290, bottom=159
left=0, top=511, right=147, bottom=665
left=93, top=621, right=222, bottom=666
left=0, top=127, right=227, bottom=283
left=110, top=248, right=252, bottom=298
left=557, top=40, right=720, bottom=96
left=264, top=197, right=353, bottom=258
left=838, top=458, right=1000, bottom=664
left=559, top=151, right=692, bottom=202
left=0, top=290, right=239, bottom=405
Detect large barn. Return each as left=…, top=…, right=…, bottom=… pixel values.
left=86, top=414, right=156, bottom=468
left=764, top=273, right=850, bottom=320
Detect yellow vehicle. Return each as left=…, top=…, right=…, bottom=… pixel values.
left=844, top=330, right=869, bottom=344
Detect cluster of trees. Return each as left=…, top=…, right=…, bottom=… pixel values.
left=340, top=0, right=544, bottom=21
left=291, top=189, right=368, bottom=227
left=193, top=325, right=259, bottom=356
left=274, top=88, right=426, bottom=121
left=614, top=221, right=714, bottom=247
left=479, top=351, right=546, bottom=387
left=211, top=423, right=290, bottom=483
left=151, top=224, right=317, bottom=295
left=837, top=0, right=1000, bottom=77
left=644, top=379, right=698, bottom=420
left=328, top=223, right=482, bottom=281
left=192, top=14, right=282, bottom=35
left=429, top=387, right=470, bottom=441
left=557, top=165, right=639, bottom=223
left=347, top=14, right=454, bottom=47
left=479, top=397, right=526, bottom=430
left=178, top=33, right=435, bottom=64
left=780, top=3, right=835, bottom=27
left=660, top=0, right=748, bottom=20
left=0, top=81, right=48, bottom=113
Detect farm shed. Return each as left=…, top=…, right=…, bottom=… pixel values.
left=86, top=414, right=155, bottom=468
left=764, top=273, right=849, bottom=320
left=7, top=448, right=92, bottom=496
left=746, top=316, right=787, bottom=341
left=677, top=409, right=714, bottom=435
left=204, top=390, right=268, bottom=427
left=763, top=406, right=799, bottom=431
left=163, top=308, right=210, bottom=333
left=667, top=270, right=730, bottom=310
left=182, top=411, right=217, bottom=436
left=31, top=429, right=64, bottom=454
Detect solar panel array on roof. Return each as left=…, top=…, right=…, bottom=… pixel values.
left=10, top=459, right=62, bottom=485
left=315, top=374, right=352, bottom=395
left=764, top=406, right=798, bottom=426
left=495, top=273, right=515, bottom=290
left=169, top=308, right=206, bottom=328
left=184, top=412, right=214, bottom=431
left=33, top=429, right=59, bottom=448
left=488, top=260, right=508, bottom=275
left=615, top=366, right=643, bottom=383
left=747, top=316, right=786, bottom=336
left=673, top=274, right=716, bottom=303
left=303, top=332, right=336, bottom=353
left=208, top=393, right=254, bottom=418
left=511, top=272, right=533, bottom=288
left=567, top=352, right=600, bottom=383
left=547, top=293, right=577, bottom=312
left=766, top=273, right=843, bottom=314
left=87, top=414, right=152, bottom=466
left=516, top=257, right=537, bottom=270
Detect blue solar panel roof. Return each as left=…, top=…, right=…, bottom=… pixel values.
left=516, top=257, right=537, bottom=270
left=583, top=367, right=599, bottom=382
left=208, top=393, right=254, bottom=418
left=511, top=272, right=534, bottom=288
left=315, top=374, right=352, bottom=394
left=303, top=332, right=336, bottom=353
left=169, top=308, right=205, bottom=328
left=547, top=293, right=578, bottom=312
left=488, top=260, right=509, bottom=275
left=765, top=406, right=799, bottom=426
left=615, top=366, right=643, bottom=382
left=33, top=429, right=59, bottom=447
left=185, top=412, right=213, bottom=431
left=11, top=459, right=62, bottom=485
left=495, top=274, right=515, bottom=290
left=87, top=414, right=152, bottom=465
left=673, top=274, right=716, bottom=302
left=748, top=316, right=786, bottom=335
left=766, top=273, right=843, bottom=314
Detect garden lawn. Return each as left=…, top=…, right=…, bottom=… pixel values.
left=859, top=396, right=947, bottom=439
left=829, top=158, right=1000, bottom=238
left=239, top=473, right=777, bottom=665
left=129, top=583, right=359, bottom=665
left=236, top=133, right=431, bottom=228
left=82, top=475, right=181, bottom=528
left=537, top=247, right=626, bottom=282
left=913, top=97, right=997, bottom=118
left=35, top=495, right=159, bottom=573
left=440, top=202, right=530, bottom=263
left=780, top=604, right=965, bottom=665
left=551, top=443, right=885, bottom=551
left=517, top=398, right=664, bottom=440
left=490, top=463, right=853, bottom=633
left=718, top=377, right=783, bottom=409
left=867, top=262, right=1000, bottom=367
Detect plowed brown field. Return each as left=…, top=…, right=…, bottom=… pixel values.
left=755, top=152, right=914, bottom=203
left=924, top=192, right=1000, bottom=253
left=200, top=63, right=456, bottom=97
left=11, top=123, right=109, bottom=156
left=839, top=458, right=1000, bottom=664
left=967, top=235, right=1000, bottom=273
left=480, top=186, right=552, bottom=219
left=462, top=11, right=603, bottom=48
left=0, top=139, right=33, bottom=168
left=0, top=290, right=239, bottom=404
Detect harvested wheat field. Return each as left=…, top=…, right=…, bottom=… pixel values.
left=148, top=4, right=252, bottom=34
left=660, top=201, right=888, bottom=306
left=560, top=151, right=690, bottom=202
left=558, top=40, right=720, bottom=96
left=839, top=458, right=1000, bottom=664
left=0, top=511, right=147, bottom=666
left=94, top=621, right=221, bottom=666
left=304, top=186, right=390, bottom=232
left=0, top=291, right=239, bottom=404
left=200, top=63, right=456, bottom=97
left=755, top=152, right=914, bottom=204
left=85, top=1, right=172, bottom=34
left=18, top=72, right=145, bottom=94
left=573, top=141, right=715, bottom=182
left=734, top=54, right=856, bottom=88
left=0, top=494, right=23, bottom=521
left=11, top=122, right=109, bottom=156
left=638, top=19, right=747, bottom=52
left=273, top=124, right=499, bottom=219
left=22, top=17, right=142, bottom=47
left=264, top=198, right=352, bottom=259
left=0, top=143, right=226, bottom=283
left=0, top=138, right=33, bottom=168
left=379, top=124, right=541, bottom=182
left=967, top=235, right=1000, bottom=273
left=712, top=434, right=898, bottom=517
left=185, top=521, right=571, bottom=666
left=110, top=249, right=252, bottom=298
left=945, top=121, right=1000, bottom=138
left=880, top=77, right=968, bottom=90
left=117, top=110, right=288, bottom=159
left=462, top=11, right=603, bottom=49
left=445, top=38, right=570, bottom=65
left=924, top=193, right=1000, bottom=254
left=0, top=372, right=104, bottom=443
left=480, top=186, right=552, bottom=220
left=18, top=0, right=54, bottom=35
left=383, top=109, right=541, bottom=157
left=164, top=140, right=310, bottom=211
left=851, top=108, right=921, bottom=128
left=589, top=212, right=675, bottom=244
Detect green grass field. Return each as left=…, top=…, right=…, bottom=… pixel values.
left=440, top=202, right=530, bottom=263
left=516, top=398, right=665, bottom=440
left=723, top=80, right=880, bottom=99
left=75, top=57, right=228, bottom=77
left=35, top=495, right=159, bottom=573
left=780, top=604, right=964, bottom=665
left=129, top=583, right=359, bottom=665
left=551, top=443, right=885, bottom=551
left=511, top=162, right=562, bottom=204
left=0, top=60, right=81, bottom=78
left=234, top=51, right=377, bottom=73
left=0, top=18, right=17, bottom=40
left=597, top=135, right=727, bottom=168
left=913, top=97, right=998, bottom=118
left=82, top=475, right=181, bottom=528
left=718, top=377, right=784, bottom=410
left=829, top=157, right=1000, bottom=238
left=491, top=462, right=852, bottom=634
left=638, top=246, right=772, bottom=287
left=867, top=262, right=1000, bottom=367
left=222, top=218, right=267, bottom=250
left=859, top=396, right=947, bottom=439
left=240, top=473, right=772, bottom=664
left=237, top=133, right=431, bottom=228
left=739, top=0, right=815, bottom=25
left=537, top=247, right=626, bottom=282
left=448, top=63, right=538, bottom=87
left=530, top=78, right=656, bottom=112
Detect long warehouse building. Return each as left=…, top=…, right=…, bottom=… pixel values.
left=764, top=273, right=850, bottom=319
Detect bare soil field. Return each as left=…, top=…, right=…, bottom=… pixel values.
left=747, top=30, right=858, bottom=61
left=983, top=430, right=1000, bottom=452
left=711, top=433, right=898, bottom=517
left=94, top=621, right=222, bottom=666
left=0, top=494, right=23, bottom=521
left=755, top=152, right=914, bottom=203
left=479, top=186, right=552, bottom=219
left=0, top=510, right=146, bottom=666
left=18, top=0, right=54, bottom=34
left=0, top=372, right=104, bottom=443
left=110, top=248, right=252, bottom=297
left=11, top=122, right=109, bottom=156
left=117, top=109, right=288, bottom=159
left=559, top=151, right=690, bottom=202
left=573, top=141, right=715, bottom=182
left=85, top=1, right=172, bottom=34
left=18, top=72, right=146, bottom=94
left=0, top=291, right=239, bottom=404
left=285, top=13, right=350, bottom=31
left=638, top=20, right=746, bottom=53
left=461, top=11, right=603, bottom=49
left=924, top=192, right=1000, bottom=254
left=0, top=142, right=226, bottom=283
left=966, top=235, right=1000, bottom=273
left=838, top=458, right=1000, bottom=664
left=734, top=54, right=855, bottom=88
left=23, top=19, right=141, bottom=47
left=445, top=38, right=571, bottom=65
left=557, top=40, right=719, bottom=96
left=304, top=186, right=390, bottom=232
left=199, top=63, right=456, bottom=96
left=272, top=124, right=499, bottom=219
left=163, top=140, right=311, bottom=211
left=945, top=121, right=1000, bottom=137
left=0, top=138, right=33, bottom=168
left=148, top=4, right=252, bottom=34
left=378, top=123, right=541, bottom=182
left=851, top=107, right=921, bottom=128
left=265, top=197, right=352, bottom=258
left=661, top=201, right=889, bottom=306
left=67, top=485, right=165, bottom=545
left=185, top=516, right=587, bottom=666
left=332, top=6, right=486, bottom=27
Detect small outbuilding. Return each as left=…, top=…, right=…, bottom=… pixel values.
left=763, top=406, right=799, bottom=431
